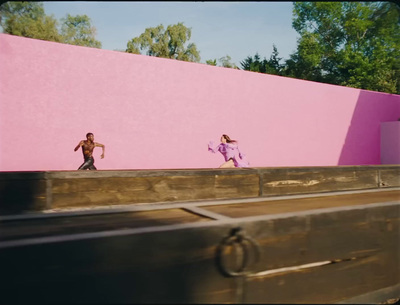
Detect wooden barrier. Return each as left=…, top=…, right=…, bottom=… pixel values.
left=0, top=165, right=399, bottom=214
left=0, top=166, right=399, bottom=303
left=0, top=191, right=399, bottom=303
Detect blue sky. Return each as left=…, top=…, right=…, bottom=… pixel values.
left=43, top=1, right=300, bottom=67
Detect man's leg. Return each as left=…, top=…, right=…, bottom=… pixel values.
left=87, top=157, right=97, bottom=170
left=78, top=161, right=89, bottom=170
left=78, top=158, right=95, bottom=170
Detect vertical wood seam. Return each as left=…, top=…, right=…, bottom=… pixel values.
left=45, top=173, right=52, bottom=210
left=378, top=169, right=382, bottom=188
left=258, top=169, right=263, bottom=197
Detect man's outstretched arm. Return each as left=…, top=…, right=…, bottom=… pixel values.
left=95, top=143, right=105, bottom=159
left=74, top=141, right=84, bottom=152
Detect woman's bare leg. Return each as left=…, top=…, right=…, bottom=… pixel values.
left=219, top=159, right=235, bottom=168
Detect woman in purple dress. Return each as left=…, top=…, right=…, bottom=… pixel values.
left=208, top=134, right=250, bottom=168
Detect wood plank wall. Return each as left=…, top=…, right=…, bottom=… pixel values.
left=0, top=166, right=399, bottom=214
left=0, top=202, right=398, bottom=303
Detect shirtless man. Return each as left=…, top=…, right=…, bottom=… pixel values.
left=74, top=132, right=105, bottom=170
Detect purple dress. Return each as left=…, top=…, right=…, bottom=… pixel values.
left=208, top=141, right=250, bottom=167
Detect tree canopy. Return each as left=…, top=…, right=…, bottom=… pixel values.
left=286, top=1, right=400, bottom=93
left=206, top=55, right=239, bottom=69
left=1, top=1, right=399, bottom=94
left=240, top=2, right=399, bottom=94
left=126, top=22, right=200, bottom=63
left=61, top=14, right=101, bottom=48
left=0, top=1, right=62, bottom=42
left=240, top=45, right=283, bottom=75
left=0, top=1, right=101, bottom=48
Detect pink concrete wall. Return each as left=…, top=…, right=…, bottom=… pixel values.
left=381, top=121, right=400, bottom=164
left=1, top=33, right=400, bottom=171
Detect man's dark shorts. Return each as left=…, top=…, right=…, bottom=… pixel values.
left=78, top=157, right=97, bottom=170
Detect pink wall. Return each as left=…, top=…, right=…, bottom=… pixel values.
left=1, top=33, right=400, bottom=171
left=381, top=121, right=400, bottom=164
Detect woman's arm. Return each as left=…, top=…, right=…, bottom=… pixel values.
left=208, top=141, right=221, bottom=153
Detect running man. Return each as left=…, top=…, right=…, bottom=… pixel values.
left=74, top=132, right=105, bottom=170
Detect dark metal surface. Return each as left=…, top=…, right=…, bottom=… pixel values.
left=0, top=167, right=399, bottom=303
left=0, top=193, right=398, bottom=303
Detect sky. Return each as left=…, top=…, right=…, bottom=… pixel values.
left=43, top=1, right=300, bottom=67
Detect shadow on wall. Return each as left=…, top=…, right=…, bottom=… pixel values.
left=0, top=219, right=236, bottom=304
left=338, top=90, right=400, bottom=165
left=0, top=178, right=46, bottom=215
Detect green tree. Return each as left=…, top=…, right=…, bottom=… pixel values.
left=240, top=46, right=283, bottom=75
left=218, top=55, right=239, bottom=69
left=240, top=56, right=253, bottom=71
left=206, top=59, right=217, bottom=66
left=287, top=1, right=400, bottom=93
left=206, top=55, right=238, bottom=69
left=0, top=2, right=102, bottom=49
left=0, top=1, right=62, bottom=42
left=60, top=14, right=101, bottom=48
left=265, top=45, right=284, bottom=75
left=126, top=22, right=200, bottom=63
left=248, top=53, right=265, bottom=72
left=283, top=32, right=325, bottom=81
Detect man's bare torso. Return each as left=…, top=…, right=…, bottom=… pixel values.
left=82, top=140, right=95, bottom=158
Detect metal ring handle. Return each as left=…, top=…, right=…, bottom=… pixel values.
left=216, top=227, right=261, bottom=277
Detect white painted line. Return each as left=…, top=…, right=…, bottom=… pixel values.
left=250, top=261, right=332, bottom=277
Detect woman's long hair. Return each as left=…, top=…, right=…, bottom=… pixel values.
left=222, top=134, right=237, bottom=143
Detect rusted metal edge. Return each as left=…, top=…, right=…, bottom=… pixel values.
left=1, top=165, right=398, bottom=180
left=182, top=206, right=231, bottom=220
left=335, top=283, right=400, bottom=304
left=0, top=200, right=398, bottom=250
left=1, top=187, right=399, bottom=222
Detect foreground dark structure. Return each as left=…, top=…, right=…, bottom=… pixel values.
left=0, top=166, right=399, bottom=304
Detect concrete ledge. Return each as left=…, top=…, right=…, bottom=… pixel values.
left=0, top=165, right=399, bottom=215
